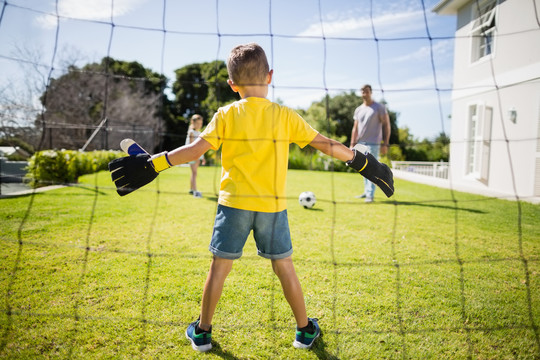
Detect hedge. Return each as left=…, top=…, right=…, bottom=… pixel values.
left=25, top=147, right=391, bottom=188
left=25, top=150, right=123, bottom=188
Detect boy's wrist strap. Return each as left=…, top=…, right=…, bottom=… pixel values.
left=150, top=151, right=173, bottom=172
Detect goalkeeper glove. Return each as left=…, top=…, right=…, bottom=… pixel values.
left=108, top=151, right=172, bottom=196
left=346, top=144, right=394, bottom=198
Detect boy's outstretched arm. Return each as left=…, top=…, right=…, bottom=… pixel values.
left=309, top=133, right=354, bottom=162
left=167, top=137, right=212, bottom=165
left=109, top=137, right=212, bottom=196
left=309, top=133, right=394, bottom=198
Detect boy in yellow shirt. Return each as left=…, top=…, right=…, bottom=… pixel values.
left=109, top=43, right=393, bottom=352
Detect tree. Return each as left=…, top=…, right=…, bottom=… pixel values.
left=298, top=100, right=340, bottom=140
left=428, top=132, right=450, bottom=161
left=200, top=61, right=237, bottom=117
left=298, top=91, right=399, bottom=147
left=172, top=63, right=209, bottom=120
left=398, top=126, right=424, bottom=160
left=38, top=57, right=169, bottom=152
left=169, top=61, right=237, bottom=148
left=322, top=91, right=359, bottom=143
left=0, top=44, right=93, bottom=153
left=397, top=128, right=449, bottom=162
left=381, top=100, right=399, bottom=146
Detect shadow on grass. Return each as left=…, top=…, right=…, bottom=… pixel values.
left=302, top=207, right=323, bottom=212
left=209, top=336, right=339, bottom=360
left=383, top=200, right=486, bottom=214
left=190, top=189, right=485, bottom=215
left=0, top=184, right=109, bottom=199
left=209, top=341, right=240, bottom=360
left=72, top=184, right=109, bottom=196
left=205, top=196, right=219, bottom=203
left=312, top=334, right=340, bottom=360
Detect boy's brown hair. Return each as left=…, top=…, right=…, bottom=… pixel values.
left=227, top=43, right=269, bottom=86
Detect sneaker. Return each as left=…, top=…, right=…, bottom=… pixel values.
left=365, top=197, right=373, bottom=203
left=293, top=318, right=321, bottom=349
left=189, top=190, right=194, bottom=195
left=193, top=191, right=202, bottom=198
left=185, top=319, right=212, bottom=352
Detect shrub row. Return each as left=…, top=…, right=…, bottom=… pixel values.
left=26, top=150, right=123, bottom=188
left=25, top=146, right=391, bottom=188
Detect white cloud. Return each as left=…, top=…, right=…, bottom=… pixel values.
left=389, top=39, right=454, bottom=63
left=36, top=0, right=147, bottom=29
left=383, top=69, right=454, bottom=92
left=297, top=9, right=427, bottom=38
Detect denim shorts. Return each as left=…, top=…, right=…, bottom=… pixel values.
left=209, top=205, right=293, bottom=260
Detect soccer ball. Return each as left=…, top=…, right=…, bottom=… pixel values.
left=298, top=191, right=316, bottom=209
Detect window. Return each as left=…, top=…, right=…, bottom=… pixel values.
left=467, top=105, right=478, bottom=175
left=535, top=98, right=540, bottom=196
left=466, top=103, right=492, bottom=181
left=470, top=0, right=497, bottom=62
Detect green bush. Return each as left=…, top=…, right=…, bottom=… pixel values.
left=24, top=145, right=389, bottom=189
left=26, top=150, right=123, bottom=188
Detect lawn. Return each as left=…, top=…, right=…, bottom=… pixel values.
left=1, top=165, right=539, bottom=359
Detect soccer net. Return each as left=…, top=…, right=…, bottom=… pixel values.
left=0, top=0, right=539, bottom=358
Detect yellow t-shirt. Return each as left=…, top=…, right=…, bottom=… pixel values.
left=201, top=97, right=318, bottom=212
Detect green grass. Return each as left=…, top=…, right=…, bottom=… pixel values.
left=1, top=165, right=539, bottom=359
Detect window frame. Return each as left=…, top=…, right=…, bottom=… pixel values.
left=469, top=0, right=498, bottom=63
left=465, top=102, right=493, bottom=181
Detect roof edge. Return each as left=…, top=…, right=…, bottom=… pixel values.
left=432, top=0, right=469, bottom=15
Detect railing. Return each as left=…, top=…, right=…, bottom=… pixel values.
left=391, top=161, right=449, bottom=179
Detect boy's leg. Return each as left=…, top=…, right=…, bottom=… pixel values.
left=199, top=255, right=234, bottom=330
left=271, top=256, right=308, bottom=328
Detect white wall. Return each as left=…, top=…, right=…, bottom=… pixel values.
left=448, top=0, right=540, bottom=198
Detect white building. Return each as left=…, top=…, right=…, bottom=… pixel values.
left=433, top=0, right=540, bottom=200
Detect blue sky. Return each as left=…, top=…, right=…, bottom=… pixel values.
left=0, top=0, right=456, bottom=140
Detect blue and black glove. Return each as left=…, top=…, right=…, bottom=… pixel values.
left=108, top=144, right=172, bottom=196
left=346, top=144, right=394, bottom=198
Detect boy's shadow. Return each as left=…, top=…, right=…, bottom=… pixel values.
left=210, top=335, right=339, bottom=359
left=209, top=341, right=240, bottom=360
left=312, top=334, right=340, bottom=360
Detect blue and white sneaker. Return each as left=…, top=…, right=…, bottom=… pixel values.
left=185, top=319, right=212, bottom=352
left=293, top=318, right=321, bottom=349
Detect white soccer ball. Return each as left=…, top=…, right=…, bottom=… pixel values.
left=298, top=191, right=316, bottom=209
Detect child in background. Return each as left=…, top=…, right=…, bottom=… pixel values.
left=186, top=114, right=206, bottom=198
